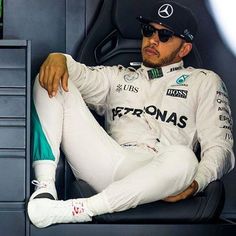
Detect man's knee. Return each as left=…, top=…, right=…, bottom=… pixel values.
left=159, top=145, right=198, bottom=172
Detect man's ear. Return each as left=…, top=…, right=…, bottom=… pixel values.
left=179, top=42, right=193, bottom=58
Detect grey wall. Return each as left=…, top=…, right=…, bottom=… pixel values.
left=3, top=0, right=101, bottom=77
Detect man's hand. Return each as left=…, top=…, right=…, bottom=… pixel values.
left=39, top=53, right=69, bottom=97
left=163, top=180, right=199, bottom=203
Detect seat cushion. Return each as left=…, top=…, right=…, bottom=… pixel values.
left=67, top=179, right=224, bottom=223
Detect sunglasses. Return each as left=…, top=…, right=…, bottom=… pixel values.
left=141, top=24, right=182, bottom=43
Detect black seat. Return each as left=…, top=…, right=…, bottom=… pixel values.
left=75, top=0, right=202, bottom=68
left=57, top=0, right=224, bottom=223
left=67, top=178, right=224, bottom=223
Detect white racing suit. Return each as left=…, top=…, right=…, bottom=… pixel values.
left=32, top=55, right=234, bottom=214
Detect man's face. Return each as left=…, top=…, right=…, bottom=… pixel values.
left=141, top=23, right=188, bottom=68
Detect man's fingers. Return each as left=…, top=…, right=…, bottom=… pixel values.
left=38, top=67, right=45, bottom=88
left=163, top=185, right=195, bottom=202
left=164, top=194, right=183, bottom=202
left=42, top=65, right=50, bottom=90
left=61, top=71, right=69, bottom=92
left=39, top=56, right=51, bottom=88
left=51, top=79, right=59, bottom=97
left=52, top=73, right=64, bottom=97
left=45, top=67, right=57, bottom=97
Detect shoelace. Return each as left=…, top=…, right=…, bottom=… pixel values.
left=31, top=180, right=47, bottom=189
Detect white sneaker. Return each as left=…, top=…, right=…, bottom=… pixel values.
left=29, top=180, right=58, bottom=201
left=28, top=198, right=93, bottom=228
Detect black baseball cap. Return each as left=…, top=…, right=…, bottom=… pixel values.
left=137, top=1, right=198, bottom=42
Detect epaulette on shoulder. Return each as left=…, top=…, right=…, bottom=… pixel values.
left=118, top=65, right=124, bottom=71
left=199, top=70, right=207, bottom=76
left=118, top=65, right=137, bottom=72
left=127, top=66, right=137, bottom=72
left=192, top=68, right=212, bottom=77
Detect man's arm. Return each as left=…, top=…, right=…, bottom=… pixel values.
left=164, top=71, right=235, bottom=202
left=194, top=71, right=234, bottom=192
left=37, top=53, right=119, bottom=113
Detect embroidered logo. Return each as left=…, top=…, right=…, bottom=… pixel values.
left=147, top=68, right=163, bottom=79
left=176, top=75, right=189, bottom=84
left=116, top=84, right=123, bottom=93
left=166, top=89, right=188, bottom=99
left=158, top=4, right=173, bottom=18
left=124, top=72, right=139, bottom=83
left=116, top=84, right=139, bottom=93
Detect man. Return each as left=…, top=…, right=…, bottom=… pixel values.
left=28, top=1, right=234, bottom=228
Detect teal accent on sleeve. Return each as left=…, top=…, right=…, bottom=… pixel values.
left=31, top=103, right=55, bottom=161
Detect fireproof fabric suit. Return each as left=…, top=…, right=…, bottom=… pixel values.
left=32, top=55, right=234, bottom=213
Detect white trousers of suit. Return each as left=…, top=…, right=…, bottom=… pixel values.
left=33, top=77, right=198, bottom=214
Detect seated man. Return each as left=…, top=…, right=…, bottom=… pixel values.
left=28, top=1, right=234, bottom=228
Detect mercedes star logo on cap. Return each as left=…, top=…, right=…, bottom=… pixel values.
left=158, top=4, right=173, bottom=18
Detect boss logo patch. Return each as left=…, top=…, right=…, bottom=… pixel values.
left=166, top=89, right=188, bottom=98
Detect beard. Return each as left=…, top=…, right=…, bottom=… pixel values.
left=142, top=42, right=184, bottom=68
